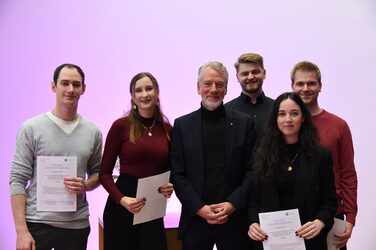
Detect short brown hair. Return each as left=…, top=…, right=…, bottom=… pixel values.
left=234, top=53, right=264, bottom=72
left=53, top=63, right=85, bottom=85
left=291, top=61, right=322, bottom=86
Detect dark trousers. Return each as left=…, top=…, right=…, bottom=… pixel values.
left=182, top=214, right=252, bottom=250
left=103, top=174, right=167, bottom=250
left=27, top=222, right=90, bottom=250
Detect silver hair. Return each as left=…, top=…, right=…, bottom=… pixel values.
left=197, top=61, right=229, bottom=85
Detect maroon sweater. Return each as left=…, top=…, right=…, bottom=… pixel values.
left=312, top=110, right=357, bottom=225
left=99, top=116, right=172, bottom=203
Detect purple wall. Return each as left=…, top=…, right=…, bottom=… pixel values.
left=1, top=1, right=375, bottom=249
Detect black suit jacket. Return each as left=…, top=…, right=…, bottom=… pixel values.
left=171, top=107, right=256, bottom=239
left=248, top=149, right=337, bottom=250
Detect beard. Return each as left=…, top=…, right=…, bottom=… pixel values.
left=202, top=98, right=223, bottom=110
left=243, top=80, right=262, bottom=94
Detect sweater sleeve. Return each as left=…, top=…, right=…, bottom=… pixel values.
left=338, top=122, right=357, bottom=225
left=9, top=124, right=35, bottom=196
left=87, top=128, right=103, bottom=177
left=99, top=119, right=125, bottom=203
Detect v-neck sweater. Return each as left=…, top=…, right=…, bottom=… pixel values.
left=10, top=113, right=103, bottom=229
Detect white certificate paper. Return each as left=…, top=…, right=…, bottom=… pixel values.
left=327, top=218, right=346, bottom=250
left=37, top=156, right=77, bottom=212
left=133, top=171, right=170, bottom=225
left=259, top=208, right=306, bottom=250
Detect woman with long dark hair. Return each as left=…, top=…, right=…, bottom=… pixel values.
left=99, top=72, right=173, bottom=250
left=248, top=92, right=337, bottom=250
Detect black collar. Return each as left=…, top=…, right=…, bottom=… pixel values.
left=240, top=91, right=266, bottom=104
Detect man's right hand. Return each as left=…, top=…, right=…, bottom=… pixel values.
left=11, top=195, right=36, bottom=250
left=196, top=205, right=220, bottom=224
left=16, top=230, right=35, bottom=250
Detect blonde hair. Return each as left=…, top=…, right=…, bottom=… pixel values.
left=234, top=53, right=264, bottom=72
left=291, top=61, right=322, bottom=86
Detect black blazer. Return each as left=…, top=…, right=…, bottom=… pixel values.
left=248, top=149, right=337, bottom=250
left=171, top=107, right=256, bottom=239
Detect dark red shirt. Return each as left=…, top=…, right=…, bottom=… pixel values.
left=99, top=116, right=172, bottom=203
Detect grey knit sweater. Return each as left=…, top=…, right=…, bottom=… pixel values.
left=10, top=113, right=103, bottom=229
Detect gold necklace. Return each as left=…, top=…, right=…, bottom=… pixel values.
left=142, top=119, right=156, bottom=136
left=287, top=150, right=300, bottom=172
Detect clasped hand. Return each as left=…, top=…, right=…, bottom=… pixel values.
left=197, top=202, right=236, bottom=225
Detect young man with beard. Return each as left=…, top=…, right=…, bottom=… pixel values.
left=171, top=62, right=257, bottom=250
left=291, top=61, right=357, bottom=250
left=225, top=53, right=274, bottom=135
left=10, top=63, right=103, bottom=250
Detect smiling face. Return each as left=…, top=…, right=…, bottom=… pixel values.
left=236, top=62, right=266, bottom=95
left=277, top=98, right=304, bottom=144
left=197, top=67, right=227, bottom=111
left=52, top=66, right=85, bottom=109
left=132, top=76, right=159, bottom=118
left=291, top=69, right=321, bottom=108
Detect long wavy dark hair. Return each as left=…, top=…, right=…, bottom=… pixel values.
left=252, top=92, right=321, bottom=183
left=127, top=72, right=171, bottom=143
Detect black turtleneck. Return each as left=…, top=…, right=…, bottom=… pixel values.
left=278, top=142, right=301, bottom=210
left=201, top=104, right=231, bottom=204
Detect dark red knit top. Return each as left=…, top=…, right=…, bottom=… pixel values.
left=99, top=116, right=172, bottom=203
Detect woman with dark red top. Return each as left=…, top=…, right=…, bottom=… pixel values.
left=99, top=72, right=173, bottom=250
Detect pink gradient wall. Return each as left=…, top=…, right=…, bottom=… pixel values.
left=1, top=1, right=375, bottom=249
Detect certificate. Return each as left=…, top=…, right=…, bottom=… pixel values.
left=37, top=156, right=77, bottom=211
left=259, top=208, right=306, bottom=250
left=133, top=171, right=170, bottom=225
left=327, top=218, right=346, bottom=250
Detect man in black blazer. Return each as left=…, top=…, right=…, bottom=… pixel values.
left=170, top=61, right=257, bottom=250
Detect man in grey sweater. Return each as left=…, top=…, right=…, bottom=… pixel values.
left=9, top=63, right=103, bottom=250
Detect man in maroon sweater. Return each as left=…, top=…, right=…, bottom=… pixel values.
left=291, top=61, right=357, bottom=249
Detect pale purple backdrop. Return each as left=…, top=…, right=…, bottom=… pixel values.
left=1, top=1, right=375, bottom=249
